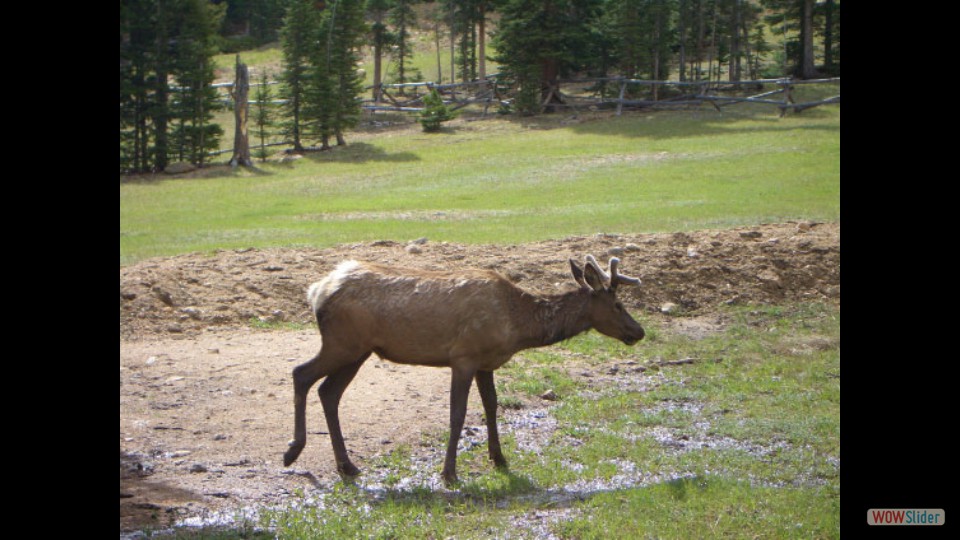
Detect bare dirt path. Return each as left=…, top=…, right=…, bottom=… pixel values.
left=120, top=328, right=464, bottom=531
left=119, top=222, right=839, bottom=532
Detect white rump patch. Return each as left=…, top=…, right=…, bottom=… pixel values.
left=307, top=260, right=362, bottom=313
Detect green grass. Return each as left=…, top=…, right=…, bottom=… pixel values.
left=247, top=317, right=310, bottom=332
left=261, top=483, right=521, bottom=540
left=556, top=476, right=839, bottom=539
left=214, top=46, right=283, bottom=78
left=120, top=99, right=839, bottom=265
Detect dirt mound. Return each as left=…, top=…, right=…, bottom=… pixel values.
left=120, top=222, right=839, bottom=340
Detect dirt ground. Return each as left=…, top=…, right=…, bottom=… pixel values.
left=119, top=222, right=840, bottom=533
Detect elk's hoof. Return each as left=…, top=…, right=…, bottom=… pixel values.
left=337, top=462, right=361, bottom=478
left=283, top=440, right=304, bottom=467
left=441, top=471, right=459, bottom=488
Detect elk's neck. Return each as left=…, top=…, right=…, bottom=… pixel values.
left=517, top=289, right=592, bottom=349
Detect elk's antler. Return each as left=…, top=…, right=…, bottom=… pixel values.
left=609, top=257, right=641, bottom=287
left=584, top=255, right=641, bottom=290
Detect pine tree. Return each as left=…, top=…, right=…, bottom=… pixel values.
left=170, top=0, right=224, bottom=167
left=819, top=0, right=839, bottom=75
left=747, top=21, right=771, bottom=79
left=253, top=70, right=275, bottom=162
left=120, top=0, right=223, bottom=173
left=448, top=0, right=495, bottom=83
left=582, top=5, right=617, bottom=95
left=493, top=0, right=603, bottom=114
left=761, top=0, right=820, bottom=78
left=120, top=0, right=158, bottom=173
left=321, top=0, right=368, bottom=146
left=450, top=0, right=478, bottom=83
left=476, top=1, right=491, bottom=82
left=605, top=0, right=673, bottom=96
left=278, top=0, right=367, bottom=152
left=305, top=16, right=337, bottom=149
left=279, top=0, right=319, bottom=152
left=738, top=3, right=766, bottom=80
left=389, top=0, right=417, bottom=87
left=367, top=0, right=391, bottom=102
left=286, top=0, right=368, bottom=150
left=153, top=0, right=173, bottom=171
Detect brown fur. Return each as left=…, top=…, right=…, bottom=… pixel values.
left=283, top=256, right=645, bottom=486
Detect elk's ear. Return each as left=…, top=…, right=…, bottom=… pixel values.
left=569, top=259, right=588, bottom=289
left=583, top=260, right=607, bottom=291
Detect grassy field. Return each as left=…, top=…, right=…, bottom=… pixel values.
left=119, top=94, right=839, bottom=266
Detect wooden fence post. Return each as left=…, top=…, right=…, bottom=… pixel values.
left=779, top=78, right=794, bottom=117
left=616, top=79, right=627, bottom=116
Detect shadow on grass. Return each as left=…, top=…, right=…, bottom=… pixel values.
left=347, top=469, right=541, bottom=510
left=120, top=143, right=420, bottom=184
left=491, top=101, right=838, bottom=141
left=349, top=468, right=698, bottom=510
left=570, top=105, right=839, bottom=140
left=301, top=142, right=421, bottom=164
left=418, top=124, right=464, bottom=136
left=120, top=162, right=276, bottom=184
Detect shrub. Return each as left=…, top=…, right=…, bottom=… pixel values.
left=419, top=89, right=456, bottom=132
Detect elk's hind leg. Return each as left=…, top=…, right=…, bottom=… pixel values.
left=283, top=341, right=369, bottom=468
left=441, top=364, right=478, bottom=487
left=476, top=370, right=507, bottom=469
left=318, top=354, right=370, bottom=477
left=284, top=351, right=327, bottom=467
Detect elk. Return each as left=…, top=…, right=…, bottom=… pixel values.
left=282, top=255, right=645, bottom=486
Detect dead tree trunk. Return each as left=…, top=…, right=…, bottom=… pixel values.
left=800, top=0, right=817, bottom=79
left=230, top=55, right=253, bottom=168
left=449, top=9, right=456, bottom=85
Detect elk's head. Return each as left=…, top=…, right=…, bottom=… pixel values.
left=570, top=255, right=645, bottom=345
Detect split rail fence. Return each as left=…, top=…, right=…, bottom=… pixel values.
left=361, top=75, right=840, bottom=117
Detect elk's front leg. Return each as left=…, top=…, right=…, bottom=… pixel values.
left=475, top=370, right=507, bottom=469
left=442, top=364, right=476, bottom=487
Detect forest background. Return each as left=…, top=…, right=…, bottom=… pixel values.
left=119, top=0, right=840, bottom=174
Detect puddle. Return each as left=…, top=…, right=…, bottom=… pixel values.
left=508, top=508, right=574, bottom=540
left=504, top=408, right=558, bottom=453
